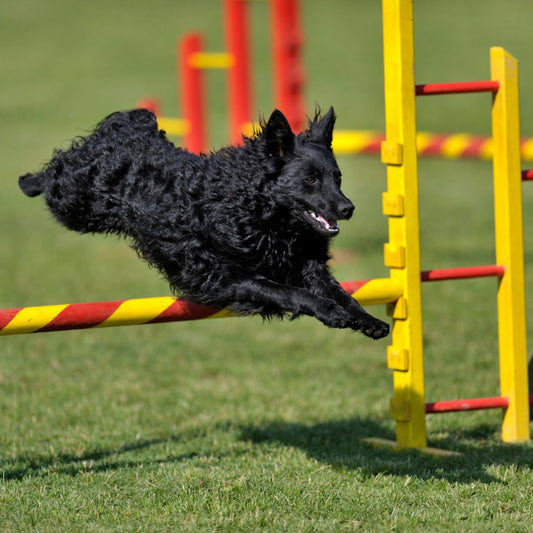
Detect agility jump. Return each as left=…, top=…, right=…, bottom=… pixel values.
left=364, top=0, right=530, bottom=454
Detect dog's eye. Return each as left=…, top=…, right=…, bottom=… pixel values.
left=304, top=176, right=317, bottom=185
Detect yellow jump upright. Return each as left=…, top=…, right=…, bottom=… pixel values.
left=380, top=0, right=426, bottom=450
left=371, top=0, right=530, bottom=451
left=491, top=47, right=529, bottom=443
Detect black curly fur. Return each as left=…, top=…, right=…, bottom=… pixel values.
left=19, top=107, right=389, bottom=339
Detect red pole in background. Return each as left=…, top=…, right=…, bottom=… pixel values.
left=224, top=0, right=254, bottom=144
left=269, top=0, right=305, bottom=132
left=178, top=33, right=207, bottom=153
left=136, top=97, right=161, bottom=116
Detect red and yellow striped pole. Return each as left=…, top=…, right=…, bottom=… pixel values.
left=0, top=298, right=226, bottom=336
left=0, top=278, right=402, bottom=337
left=151, top=116, right=533, bottom=163
left=331, top=129, right=533, bottom=161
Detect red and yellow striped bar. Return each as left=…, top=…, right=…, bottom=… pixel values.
left=0, top=278, right=403, bottom=336
left=151, top=116, right=533, bottom=162
left=332, top=130, right=533, bottom=161
left=0, top=298, right=224, bottom=336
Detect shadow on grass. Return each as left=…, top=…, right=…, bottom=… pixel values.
left=1, top=436, right=201, bottom=481
left=238, top=417, right=533, bottom=483
left=3, top=418, right=532, bottom=484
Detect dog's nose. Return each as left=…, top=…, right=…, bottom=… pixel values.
left=339, top=201, right=355, bottom=219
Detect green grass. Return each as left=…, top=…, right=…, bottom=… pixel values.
left=2, top=0, right=533, bottom=531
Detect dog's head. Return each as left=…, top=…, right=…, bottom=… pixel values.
left=259, top=107, right=354, bottom=237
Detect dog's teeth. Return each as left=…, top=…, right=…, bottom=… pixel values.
left=309, top=211, right=335, bottom=231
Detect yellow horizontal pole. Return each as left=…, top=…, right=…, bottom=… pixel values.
left=189, top=52, right=235, bottom=70
left=349, top=277, right=403, bottom=305
left=156, top=117, right=190, bottom=137
left=332, top=130, right=384, bottom=154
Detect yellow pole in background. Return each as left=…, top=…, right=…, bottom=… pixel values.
left=490, top=47, right=530, bottom=442
left=381, top=0, right=427, bottom=449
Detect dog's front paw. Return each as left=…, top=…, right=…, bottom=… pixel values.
left=356, top=315, right=390, bottom=340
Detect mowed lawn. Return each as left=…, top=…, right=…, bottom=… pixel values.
left=1, top=1, right=533, bottom=531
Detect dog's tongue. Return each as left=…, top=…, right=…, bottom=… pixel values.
left=310, top=211, right=339, bottom=233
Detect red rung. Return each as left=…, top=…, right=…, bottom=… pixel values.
left=521, top=169, right=533, bottom=181
left=425, top=396, right=509, bottom=414
left=420, top=265, right=504, bottom=282
left=415, top=80, right=499, bottom=96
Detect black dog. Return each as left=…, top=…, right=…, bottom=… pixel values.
left=19, top=107, right=389, bottom=339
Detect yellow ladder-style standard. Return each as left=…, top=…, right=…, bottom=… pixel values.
left=367, top=0, right=529, bottom=453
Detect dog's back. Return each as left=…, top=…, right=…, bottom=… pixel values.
left=19, top=109, right=183, bottom=235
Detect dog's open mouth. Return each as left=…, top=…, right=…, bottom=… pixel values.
left=304, top=210, right=340, bottom=235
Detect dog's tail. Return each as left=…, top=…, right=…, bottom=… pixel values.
left=18, top=150, right=99, bottom=233
left=19, top=172, right=44, bottom=197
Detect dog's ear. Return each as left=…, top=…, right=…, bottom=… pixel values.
left=262, top=109, right=295, bottom=170
left=304, top=106, right=336, bottom=149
